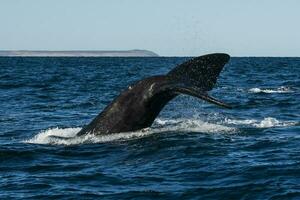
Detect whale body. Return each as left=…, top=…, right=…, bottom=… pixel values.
left=77, top=53, right=231, bottom=136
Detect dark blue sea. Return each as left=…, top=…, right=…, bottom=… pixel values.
left=0, top=56, right=299, bottom=199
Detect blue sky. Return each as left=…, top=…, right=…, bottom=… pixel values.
left=1, top=0, right=299, bottom=56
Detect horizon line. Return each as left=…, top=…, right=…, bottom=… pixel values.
left=0, top=50, right=299, bottom=58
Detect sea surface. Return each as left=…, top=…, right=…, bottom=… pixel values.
left=0, top=56, right=299, bottom=199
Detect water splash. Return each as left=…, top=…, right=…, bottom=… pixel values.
left=154, top=118, right=234, bottom=133
left=248, top=86, right=292, bottom=94
left=224, top=117, right=296, bottom=128
left=24, top=116, right=297, bottom=146
left=24, top=118, right=234, bottom=146
left=24, top=127, right=82, bottom=145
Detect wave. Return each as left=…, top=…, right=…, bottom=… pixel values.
left=23, top=118, right=235, bottom=146
left=248, top=86, right=292, bottom=94
left=224, top=117, right=297, bottom=128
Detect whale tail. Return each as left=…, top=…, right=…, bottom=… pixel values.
left=164, top=53, right=231, bottom=108
left=77, top=53, right=232, bottom=136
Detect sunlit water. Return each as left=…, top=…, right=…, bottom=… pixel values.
left=0, top=57, right=299, bottom=199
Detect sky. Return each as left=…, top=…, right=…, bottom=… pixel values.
left=1, top=0, right=300, bottom=56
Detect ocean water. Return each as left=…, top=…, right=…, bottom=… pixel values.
left=0, top=56, right=299, bottom=199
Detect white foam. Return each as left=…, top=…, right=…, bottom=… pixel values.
left=224, top=117, right=296, bottom=128
left=24, top=116, right=297, bottom=146
left=154, top=118, right=234, bottom=133
left=249, top=86, right=292, bottom=94
left=24, top=127, right=82, bottom=145
left=24, top=118, right=235, bottom=146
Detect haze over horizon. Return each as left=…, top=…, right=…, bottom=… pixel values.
left=1, top=0, right=300, bottom=57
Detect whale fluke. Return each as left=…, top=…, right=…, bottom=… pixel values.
left=77, top=53, right=231, bottom=136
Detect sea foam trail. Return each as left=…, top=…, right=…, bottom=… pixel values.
left=24, top=118, right=235, bottom=146
left=248, top=86, right=292, bottom=94
left=224, top=117, right=297, bottom=128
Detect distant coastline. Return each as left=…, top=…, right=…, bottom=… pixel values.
left=0, top=49, right=159, bottom=57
